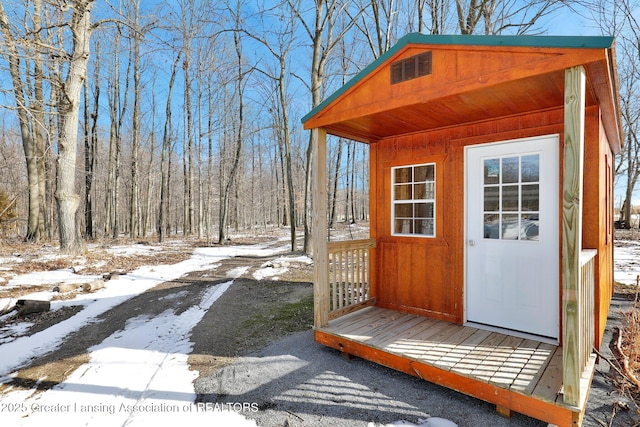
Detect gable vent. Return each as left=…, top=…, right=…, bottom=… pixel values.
left=390, top=52, right=432, bottom=84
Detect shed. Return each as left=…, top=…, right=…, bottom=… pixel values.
left=302, top=33, right=621, bottom=426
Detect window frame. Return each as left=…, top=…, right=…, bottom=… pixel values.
left=391, top=162, right=437, bottom=238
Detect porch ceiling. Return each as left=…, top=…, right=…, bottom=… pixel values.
left=323, top=68, right=598, bottom=144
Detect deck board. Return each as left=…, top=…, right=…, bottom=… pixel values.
left=532, top=346, right=564, bottom=402
left=316, top=306, right=581, bottom=425
left=383, top=318, right=450, bottom=356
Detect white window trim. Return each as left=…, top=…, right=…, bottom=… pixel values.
left=391, top=162, right=436, bottom=238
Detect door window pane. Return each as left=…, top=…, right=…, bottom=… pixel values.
left=521, top=155, right=539, bottom=182
left=501, top=214, right=519, bottom=240
left=415, top=203, right=433, bottom=218
left=521, top=214, right=539, bottom=241
left=484, top=159, right=500, bottom=185
left=482, top=152, right=540, bottom=242
left=522, top=184, right=539, bottom=211
left=394, top=203, right=413, bottom=218
left=484, top=187, right=499, bottom=211
left=415, top=219, right=434, bottom=235
left=484, top=214, right=500, bottom=239
left=502, top=157, right=519, bottom=183
left=502, top=185, right=519, bottom=211
left=395, top=168, right=412, bottom=183
left=395, top=219, right=413, bottom=234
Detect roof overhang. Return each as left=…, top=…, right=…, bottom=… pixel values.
left=302, top=33, right=622, bottom=154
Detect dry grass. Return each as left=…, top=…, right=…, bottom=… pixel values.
left=622, top=302, right=640, bottom=394
left=609, top=283, right=640, bottom=426
left=0, top=237, right=197, bottom=300
left=624, top=309, right=640, bottom=369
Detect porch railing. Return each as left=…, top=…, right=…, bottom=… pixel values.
left=563, top=249, right=597, bottom=407
left=327, top=238, right=376, bottom=320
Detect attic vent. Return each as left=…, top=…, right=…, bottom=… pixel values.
left=390, top=52, right=432, bottom=84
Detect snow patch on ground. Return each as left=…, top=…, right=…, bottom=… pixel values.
left=615, top=241, right=640, bottom=285
left=252, top=254, right=312, bottom=281
left=226, top=266, right=250, bottom=278
left=4, top=269, right=102, bottom=291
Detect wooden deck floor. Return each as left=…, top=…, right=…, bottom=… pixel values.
left=315, top=306, right=594, bottom=427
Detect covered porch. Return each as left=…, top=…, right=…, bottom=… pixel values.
left=313, top=237, right=597, bottom=426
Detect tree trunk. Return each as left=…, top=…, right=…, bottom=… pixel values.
left=303, top=0, right=326, bottom=254
left=88, top=43, right=100, bottom=240
left=145, top=86, right=156, bottom=238
left=183, top=53, right=192, bottom=236
left=83, top=76, right=93, bottom=239
left=130, top=6, right=142, bottom=239
left=158, top=53, right=180, bottom=243
left=329, top=138, right=343, bottom=228
left=32, top=0, right=47, bottom=241
left=56, top=0, right=94, bottom=253
left=106, top=30, right=128, bottom=239
left=219, top=20, right=244, bottom=244
left=0, top=2, right=46, bottom=242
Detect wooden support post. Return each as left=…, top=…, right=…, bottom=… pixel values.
left=312, top=127, right=329, bottom=328
left=496, top=405, right=512, bottom=418
left=562, top=65, right=586, bottom=407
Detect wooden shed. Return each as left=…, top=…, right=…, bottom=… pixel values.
left=302, top=33, right=621, bottom=426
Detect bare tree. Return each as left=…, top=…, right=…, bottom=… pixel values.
left=83, top=46, right=97, bottom=240
left=55, top=1, right=97, bottom=252
left=219, top=2, right=246, bottom=244
left=0, top=1, right=48, bottom=242
left=604, top=0, right=640, bottom=227
left=0, top=0, right=98, bottom=252
left=292, top=0, right=362, bottom=252
left=158, top=52, right=181, bottom=243
left=105, top=28, right=131, bottom=239
left=128, top=0, right=142, bottom=238
left=359, top=0, right=397, bottom=57
left=248, top=2, right=299, bottom=251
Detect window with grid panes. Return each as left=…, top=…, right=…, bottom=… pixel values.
left=392, top=163, right=435, bottom=237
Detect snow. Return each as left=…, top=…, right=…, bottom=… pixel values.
left=0, top=237, right=638, bottom=427
left=4, top=269, right=101, bottom=290
left=252, top=254, right=312, bottom=281
left=614, top=241, right=640, bottom=286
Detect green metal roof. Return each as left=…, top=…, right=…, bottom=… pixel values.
left=302, top=32, right=615, bottom=125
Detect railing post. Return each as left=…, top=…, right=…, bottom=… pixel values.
left=312, top=127, right=329, bottom=328
left=562, top=65, right=586, bottom=407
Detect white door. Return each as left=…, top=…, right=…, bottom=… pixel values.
left=466, top=135, right=559, bottom=340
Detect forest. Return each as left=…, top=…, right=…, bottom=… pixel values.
left=0, top=0, right=639, bottom=254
